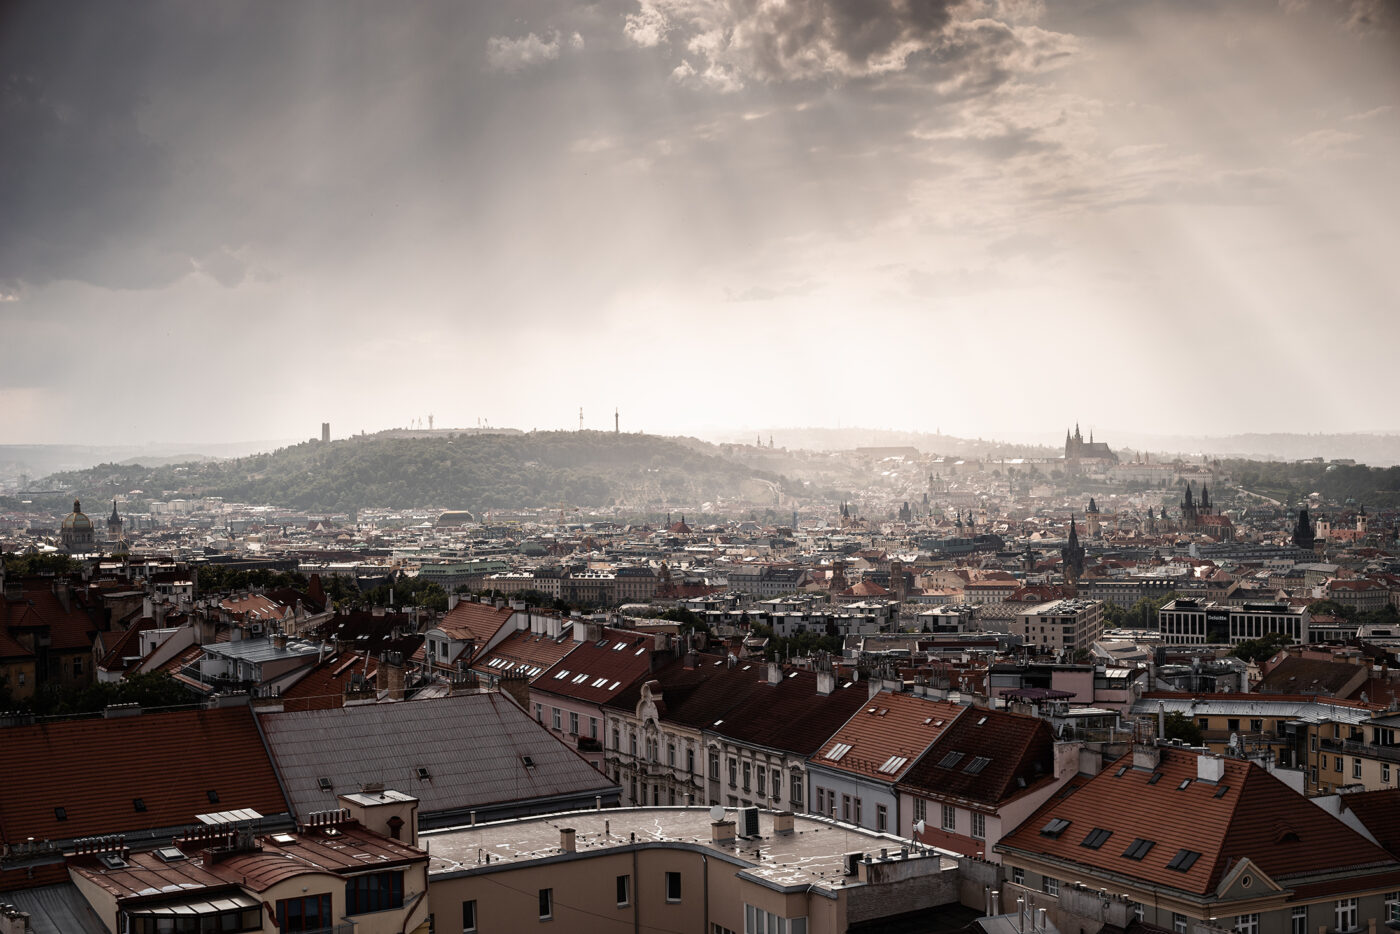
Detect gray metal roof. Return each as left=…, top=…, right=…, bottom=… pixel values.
left=201, top=637, right=321, bottom=663
left=0, top=883, right=110, bottom=934
left=1133, top=696, right=1374, bottom=724
left=258, top=692, right=618, bottom=826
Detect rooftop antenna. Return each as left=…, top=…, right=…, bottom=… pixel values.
left=615, top=407, right=619, bottom=434
left=579, top=407, right=584, bottom=431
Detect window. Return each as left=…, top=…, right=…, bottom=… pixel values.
left=1384, top=764, right=1391, bottom=784
left=1251, top=719, right=1263, bottom=733
left=854, top=798, right=862, bottom=826
left=729, top=758, right=738, bottom=787
left=552, top=708, right=561, bottom=731
left=942, top=804, right=956, bottom=832
left=815, top=787, right=825, bottom=815
left=972, top=812, right=985, bottom=840
left=1386, top=893, right=1400, bottom=924
left=1133, top=903, right=1145, bottom=922
left=688, top=749, right=696, bottom=774
left=1292, top=907, right=1308, bottom=934
left=569, top=712, right=579, bottom=735
left=842, top=794, right=851, bottom=822
left=276, top=894, right=333, bottom=932
left=668, top=743, right=676, bottom=767
left=666, top=871, right=682, bottom=902
left=617, top=874, right=631, bottom=907
left=463, top=900, right=478, bottom=933
left=791, top=772, right=803, bottom=806
left=1335, top=899, right=1357, bottom=933
left=73, top=656, right=83, bottom=676
left=1227, top=718, right=1240, bottom=732
left=1166, top=848, right=1202, bottom=872
left=771, top=768, right=781, bottom=800
left=345, top=870, right=404, bottom=914
left=914, top=798, right=927, bottom=824
left=757, top=767, right=766, bottom=796
left=743, top=762, right=751, bottom=791
left=1353, top=758, right=1362, bottom=779
left=1234, top=914, right=1259, bottom=934
left=1311, top=734, right=1318, bottom=751
left=612, top=726, right=620, bottom=749
left=710, top=750, right=720, bottom=780
left=1011, top=867, right=1024, bottom=886
left=1043, top=876, right=1059, bottom=897
left=877, top=804, right=888, bottom=832
left=535, top=703, right=543, bottom=723
left=539, top=888, right=553, bottom=920
left=630, top=734, right=638, bottom=757
left=590, top=717, right=598, bottom=738
left=1173, top=913, right=1188, bottom=934
left=1198, top=718, right=1209, bottom=731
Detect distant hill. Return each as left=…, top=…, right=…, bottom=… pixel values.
left=35, top=431, right=808, bottom=514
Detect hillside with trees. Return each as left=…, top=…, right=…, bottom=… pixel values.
left=34, top=431, right=811, bottom=514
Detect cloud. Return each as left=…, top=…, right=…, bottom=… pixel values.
left=625, top=0, right=968, bottom=87
left=1291, top=127, right=1362, bottom=158
left=486, top=32, right=564, bottom=72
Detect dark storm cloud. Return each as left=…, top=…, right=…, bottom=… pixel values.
left=0, top=1, right=555, bottom=293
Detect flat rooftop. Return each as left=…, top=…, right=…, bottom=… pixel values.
left=422, top=807, right=956, bottom=893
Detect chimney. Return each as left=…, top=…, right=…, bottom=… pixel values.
left=817, top=668, right=835, bottom=696
left=495, top=597, right=505, bottom=609
left=377, top=651, right=405, bottom=701
left=1197, top=753, right=1225, bottom=783
left=767, top=662, right=783, bottom=685
left=559, top=827, right=576, bottom=853
left=773, top=811, right=795, bottom=835
left=711, top=820, right=736, bottom=845
left=271, top=632, right=288, bottom=650
left=448, top=592, right=461, bottom=611
left=1132, top=745, right=1161, bottom=771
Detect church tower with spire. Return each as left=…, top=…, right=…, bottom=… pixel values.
left=1061, top=516, right=1086, bottom=589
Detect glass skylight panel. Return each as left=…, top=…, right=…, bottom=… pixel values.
left=554, top=670, right=569, bottom=679
left=939, top=751, right=965, bottom=769
left=827, top=742, right=853, bottom=761
left=1080, top=828, right=1112, bottom=849
left=1040, top=817, right=1071, bottom=837
left=963, top=756, right=991, bottom=775
left=1166, top=849, right=1201, bottom=872
left=1122, top=838, right=1155, bottom=860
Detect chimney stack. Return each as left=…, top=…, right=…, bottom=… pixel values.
left=711, top=820, right=736, bottom=845
left=773, top=811, right=795, bottom=835
left=559, top=828, right=576, bottom=853
left=767, top=662, right=783, bottom=686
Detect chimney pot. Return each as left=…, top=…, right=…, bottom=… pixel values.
left=559, top=827, right=576, bottom=853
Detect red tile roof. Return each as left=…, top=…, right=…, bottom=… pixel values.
left=532, top=628, right=658, bottom=706
left=0, top=706, right=288, bottom=846
left=812, top=691, right=966, bottom=782
left=435, top=600, right=514, bottom=643
left=712, top=668, right=870, bottom=756
left=1340, top=788, right=1400, bottom=859
left=277, top=650, right=378, bottom=712
left=998, top=747, right=1398, bottom=896
left=897, top=707, right=1056, bottom=809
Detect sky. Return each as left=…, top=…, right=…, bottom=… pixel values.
left=2, top=0, right=1398, bottom=446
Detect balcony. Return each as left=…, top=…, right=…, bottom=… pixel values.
left=576, top=736, right=603, bottom=753
left=1321, top=738, right=1400, bottom=764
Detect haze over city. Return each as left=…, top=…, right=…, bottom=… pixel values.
left=3, top=0, right=1398, bottom=447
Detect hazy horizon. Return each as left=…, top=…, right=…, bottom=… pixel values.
left=4, top=0, right=1397, bottom=446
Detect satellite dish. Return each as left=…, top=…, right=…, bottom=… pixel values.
left=914, top=819, right=926, bottom=835
left=709, top=805, right=726, bottom=822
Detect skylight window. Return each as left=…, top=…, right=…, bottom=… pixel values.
left=318, top=777, right=333, bottom=791
left=554, top=669, right=570, bottom=679
left=877, top=755, right=909, bottom=774
left=610, top=680, right=621, bottom=690
left=133, top=798, right=146, bottom=813
left=1213, top=785, right=1230, bottom=798
left=635, top=647, right=647, bottom=656
left=572, top=673, right=588, bottom=683
left=1122, top=838, right=1155, bottom=860
left=963, top=756, right=991, bottom=775
left=1081, top=828, right=1112, bottom=849
left=827, top=742, right=853, bottom=762
left=1177, top=779, right=1192, bottom=791
left=1115, top=766, right=1129, bottom=777
left=54, top=807, right=68, bottom=821
left=416, top=767, right=431, bottom=781
left=592, top=677, right=608, bottom=687
left=614, top=642, right=627, bottom=651
left=1166, top=849, right=1201, bottom=872
left=1147, top=772, right=1163, bottom=784
left=939, top=751, right=965, bottom=769
left=1040, top=818, right=1071, bottom=838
